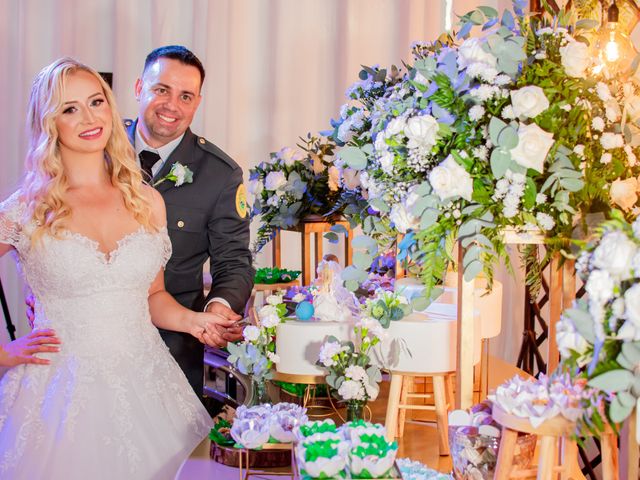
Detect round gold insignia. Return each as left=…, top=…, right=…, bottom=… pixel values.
left=235, top=184, right=248, bottom=218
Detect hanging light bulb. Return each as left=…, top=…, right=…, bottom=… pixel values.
left=595, top=1, right=637, bottom=75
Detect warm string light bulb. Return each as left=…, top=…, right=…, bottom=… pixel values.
left=605, top=30, right=621, bottom=62
left=593, top=1, right=638, bottom=75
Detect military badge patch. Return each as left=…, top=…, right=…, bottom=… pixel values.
left=235, top=184, right=248, bottom=218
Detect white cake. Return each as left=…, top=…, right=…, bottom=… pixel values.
left=275, top=320, right=352, bottom=376
left=371, top=302, right=482, bottom=373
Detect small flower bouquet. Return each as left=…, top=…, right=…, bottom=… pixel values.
left=360, top=289, right=410, bottom=328
left=347, top=433, right=399, bottom=479
left=557, top=212, right=640, bottom=437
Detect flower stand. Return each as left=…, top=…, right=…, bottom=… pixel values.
left=492, top=404, right=619, bottom=480
left=272, top=216, right=352, bottom=285
left=272, top=371, right=341, bottom=419
left=237, top=443, right=295, bottom=480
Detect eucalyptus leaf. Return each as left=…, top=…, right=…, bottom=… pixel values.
left=490, top=148, right=511, bottom=179
left=337, top=146, right=368, bottom=170
left=353, top=251, right=374, bottom=270
left=588, top=370, right=635, bottom=393
left=463, top=260, right=483, bottom=281
left=609, top=394, right=635, bottom=423
left=622, top=342, right=640, bottom=365
left=412, top=296, right=430, bottom=312
left=564, top=308, right=596, bottom=343
left=352, top=235, right=377, bottom=250
left=324, top=232, right=339, bottom=244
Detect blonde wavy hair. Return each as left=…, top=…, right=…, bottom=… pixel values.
left=22, top=57, right=153, bottom=243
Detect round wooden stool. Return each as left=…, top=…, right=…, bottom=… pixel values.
left=492, top=404, right=619, bottom=480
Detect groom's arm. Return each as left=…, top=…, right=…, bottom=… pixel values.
left=205, top=167, right=255, bottom=314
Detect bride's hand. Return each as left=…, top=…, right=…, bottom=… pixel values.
left=0, top=329, right=61, bottom=367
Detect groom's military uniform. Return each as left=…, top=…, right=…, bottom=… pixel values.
left=126, top=119, right=254, bottom=395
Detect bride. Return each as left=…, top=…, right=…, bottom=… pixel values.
left=0, top=58, right=233, bottom=479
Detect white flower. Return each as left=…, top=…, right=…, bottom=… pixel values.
left=510, top=123, right=554, bottom=173
left=605, top=99, right=622, bottom=123
left=573, top=144, right=585, bottom=157
left=337, top=120, right=354, bottom=143
left=466, top=63, right=498, bottom=83
left=266, top=195, right=280, bottom=207
left=385, top=117, right=406, bottom=137
left=585, top=269, right=615, bottom=305
left=601, top=153, right=612, bottom=164
left=592, top=231, right=637, bottom=280
left=319, top=341, right=342, bottom=367
left=169, top=163, right=189, bottom=186
left=248, top=179, right=263, bottom=196
left=357, top=316, right=387, bottom=340
left=556, top=316, right=589, bottom=358
left=473, top=145, right=488, bottom=161
left=279, top=146, right=303, bottom=166
left=389, top=202, right=419, bottom=234
left=625, top=95, right=640, bottom=122
left=266, top=351, right=280, bottom=364
left=510, top=86, right=550, bottom=119
left=501, top=105, right=515, bottom=119
left=625, top=145, right=637, bottom=167
left=243, top=325, right=260, bottom=342
left=264, top=171, right=287, bottom=191
left=625, top=284, right=640, bottom=328
left=260, top=313, right=281, bottom=328
left=413, top=71, right=429, bottom=85
left=379, top=151, right=395, bottom=175
left=345, top=365, right=367, bottom=381
left=536, top=193, right=547, bottom=204
left=633, top=217, right=640, bottom=240
left=559, top=40, right=590, bottom=78
left=591, top=117, right=605, bottom=132
left=536, top=212, right=555, bottom=231
left=457, top=37, right=497, bottom=70
left=600, top=132, right=624, bottom=150
left=258, top=304, right=278, bottom=318
left=292, top=293, right=306, bottom=303
left=266, top=294, right=283, bottom=306
left=469, top=105, right=485, bottom=121
left=428, top=155, right=473, bottom=202
left=596, top=82, right=613, bottom=101
left=338, top=379, right=365, bottom=401
left=404, top=115, right=440, bottom=150
left=610, top=177, right=638, bottom=211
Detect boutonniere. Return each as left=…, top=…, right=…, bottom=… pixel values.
left=153, top=162, right=193, bottom=187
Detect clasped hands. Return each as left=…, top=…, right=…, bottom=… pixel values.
left=191, top=301, right=244, bottom=347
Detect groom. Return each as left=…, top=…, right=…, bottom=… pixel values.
left=125, top=46, right=254, bottom=396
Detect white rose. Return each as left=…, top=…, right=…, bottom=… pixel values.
left=279, top=146, right=303, bottom=166
left=592, top=231, right=637, bottom=279
left=600, top=132, right=624, bottom=150
left=625, top=283, right=640, bottom=327
left=266, top=294, right=283, bottom=305
left=264, top=171, right=287, bottom=191
left=260, top=313, right=281, bottom=328
left=610, top=178, right=638, bottom=211
left=559, top=41, right=590, bottom=78
left=171, top=163, right=188, bottom=186
left=389, top=203, right=419, bottom=234
left=258, top=304, right=278, bottom=318
left=248, top=179, right=264, bottom=196
left=429, top=155, right=473, bottom=201
left=510, top=123, right=554, bottom=173
left=404, top=115, right=440, bottom=150
left=385, top=117, right=406, bottom=137
left=337, top=120, right=354, bottom=143
left=585, top=269, right=615, bottom=305
left=457, top=37, right=497, bottom=70
left=379, top=151, right=395, bottom=174
left=510, top=86, right=550, bottom=119
left=243, top=325, right=260, bottom=342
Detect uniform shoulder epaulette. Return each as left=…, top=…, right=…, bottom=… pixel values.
left=195, top=136, right=240, bottom=170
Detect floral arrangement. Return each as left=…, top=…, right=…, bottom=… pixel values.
left=557, top=212, right=640, bottom=436
left=254, top=267, right=301, bottom=284
left=317, top=317, right=385, bottom=409
left=360, top=289, right=410, bottom=328
left=295, top=420, right=399, bottom=479
left=230, top=403, right=308, bottom=449
left=248, top=137, right=344, bottom=254
left=488, top=373, right=594, bottom=429
left=227, top=294, right=286, bottom=383
left=331, top=1, right=640, bottom=298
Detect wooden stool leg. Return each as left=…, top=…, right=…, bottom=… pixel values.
left=302, top=232, right=311, bottom=285
left=397, top=376, right=410, bottom=438
left=433, top=374, right=450, bottom=456
left=561, top=438, right=585, bottom=480
left=494, top=428, right=518, bottom=480
left=600, top=431, right=619, bottom=480
left=537, top=435, right=559, bottom=480
left=445, top=374, right=454, bottom=410
left=385, top=374, right=403, bottom=440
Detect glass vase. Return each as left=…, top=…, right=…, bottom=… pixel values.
left=346, top=400, right=366, bottom=422
left=248, top=377, right=270, bottom=406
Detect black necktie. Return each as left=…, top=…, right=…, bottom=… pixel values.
left=139, top=150, right=161, bottom=180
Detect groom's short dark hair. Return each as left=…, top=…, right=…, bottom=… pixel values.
left=144, top=45, right=206, bottom=87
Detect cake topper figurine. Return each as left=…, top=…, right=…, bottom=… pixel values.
left=312, top=255, right=359, bottom=322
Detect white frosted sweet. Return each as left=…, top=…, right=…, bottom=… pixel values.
left=275, top=320, right=353, bottom=375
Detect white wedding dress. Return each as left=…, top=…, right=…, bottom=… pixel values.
left=0, top=192, right=213, bottom=479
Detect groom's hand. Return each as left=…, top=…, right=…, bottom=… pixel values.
left=205, top=301, right=243, bottom=343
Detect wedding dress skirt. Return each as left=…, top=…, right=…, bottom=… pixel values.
left=0, top=193, right=213, bottom=479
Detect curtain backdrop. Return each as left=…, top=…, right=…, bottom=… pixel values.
left=0, top=0, right=525, bottom=363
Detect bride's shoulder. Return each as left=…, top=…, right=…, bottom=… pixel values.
left=0, top=189, right=27, bottom=218
left=140, top=185, right=166, bottom=229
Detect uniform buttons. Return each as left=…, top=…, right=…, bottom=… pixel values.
left=177, top=220, right=185, bottom=228
left=199, top=137, right=206, bottom=144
